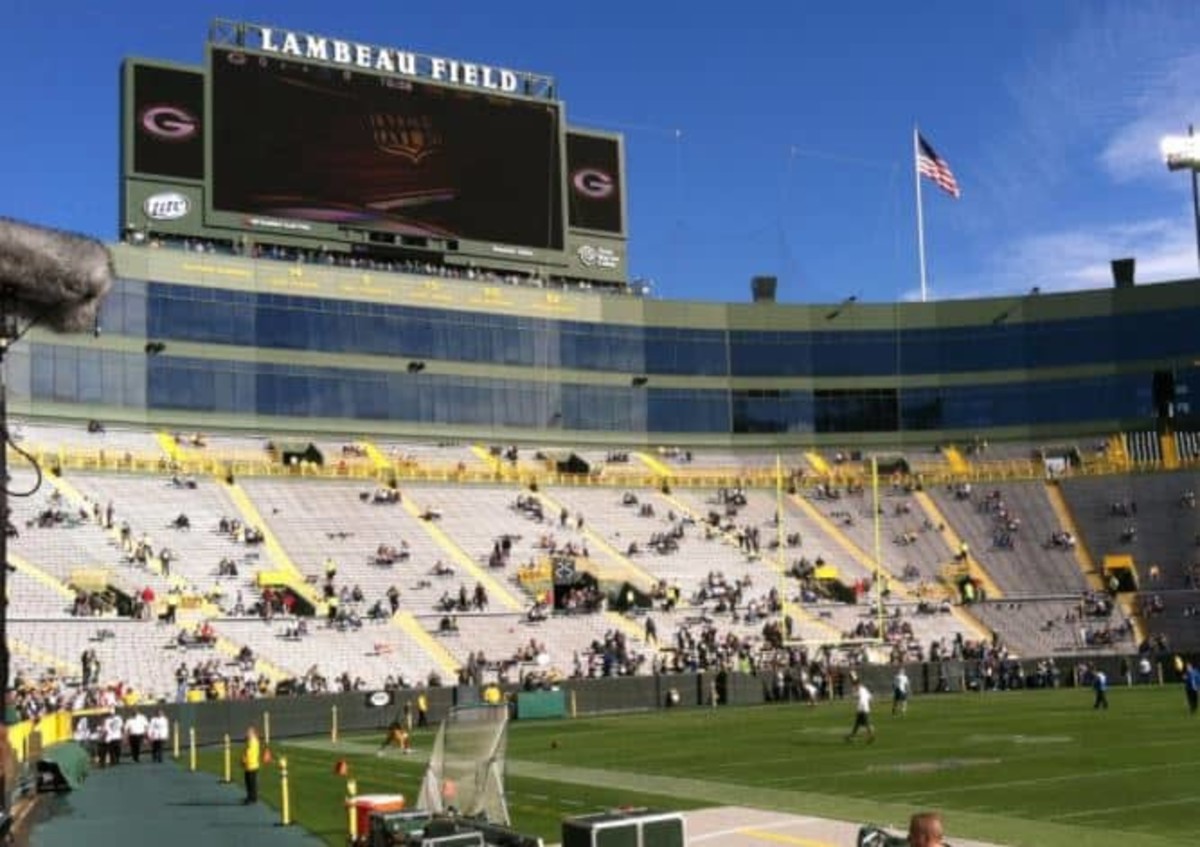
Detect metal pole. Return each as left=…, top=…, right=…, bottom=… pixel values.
left=0, top=317, right=8, bottom=732
left=872, top=458, right=884, bottom=638
left=914, top=127, right=929, bottom=303
left=1190, top=125, right=1200, bottom=274
left=0, top=295, right=11, bottom=821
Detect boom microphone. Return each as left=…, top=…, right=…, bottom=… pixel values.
left=0, top=217, right=114, bottom=333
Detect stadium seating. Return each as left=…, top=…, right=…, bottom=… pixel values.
left=6, top=427, right=1182, bottom=703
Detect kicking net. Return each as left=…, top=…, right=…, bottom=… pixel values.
left=418, top=704, right=510, bottom=824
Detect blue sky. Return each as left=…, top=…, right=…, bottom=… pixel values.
left=3, top=0, right=1200, bottom=304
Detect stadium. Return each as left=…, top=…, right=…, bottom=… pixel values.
left=4, top=16, right=1200, bottom=847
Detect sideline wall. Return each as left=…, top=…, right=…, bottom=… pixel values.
left=123, top=657, right=1150, bottom=747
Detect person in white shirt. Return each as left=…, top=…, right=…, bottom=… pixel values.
left=125, top=710, right=149, bottom=762
left=148, top=709, right=170, bottom=763
left=74, top=716, right=96, bottom=763
left=845, top=675, right=875, bottom=743
left=104, top=710, right=125, bottom=766
left=892, top=668, right=911, bottom=716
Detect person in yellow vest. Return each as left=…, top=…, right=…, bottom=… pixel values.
left=417, top=691, right=429, bottom=728
left=241, top=726, right=261, bottom=804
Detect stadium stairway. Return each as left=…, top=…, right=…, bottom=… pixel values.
left=632, top=451, right=673, bottom=477
left=532, top=489, right=658, bottom=591
left=522, top=489, right=661, bottom=649
left=9, top=636, right=74, bottom=678
left=786, top=492, right=910, bottom=596
left=470, top=445, right=505, bottom=475
left=391, top=611, right=461, bottom=678
left=41, top=471, right=173, bottom=583
left=210, top=633, right=290, bottom=685
left=912, top=491, right=1004, bottom=599
left=943, top=446, right=970, bottom=474
left=1043, top=482, right=1106, bottom=592
left=1113, top=433, right=1132, bottom=469
left=359, top=440, right=392, bottom=472
left=1160, top=431, right=1180, bottom=470
left=221, top=479, right=325, bottom=611
left=653, top=490, right=842, bottom=641
left=154, top=431, right=187, bottom=464
left=8, top=553, right=76, bottom=603
left=1116, top=594, right=1149, bottom=646
left=788, top=493, right=991, bottom=642
left=802, top=451, right=830, bottom=476
left=398, top=490, right=523, bottom=611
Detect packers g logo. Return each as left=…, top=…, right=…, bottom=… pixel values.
left=140, top=105, right=199, bottom=142
left=572, top=168, right=614, bottom=199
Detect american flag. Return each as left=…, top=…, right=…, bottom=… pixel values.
left=917, top=134, right=961, bottom=199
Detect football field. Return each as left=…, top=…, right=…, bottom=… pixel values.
left=199, top=684, right=1197, bottom=847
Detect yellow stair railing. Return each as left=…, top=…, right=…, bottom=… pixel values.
left=398, top=492, right=523, bottom=611
left=1043, top=482, right=1106, bottom=592
left=943, top=446, right=970, bottom=474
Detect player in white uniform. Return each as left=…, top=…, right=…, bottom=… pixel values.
left=892, top=668, right=911, bottom=715
left=845, top=675, right=875, bottom=743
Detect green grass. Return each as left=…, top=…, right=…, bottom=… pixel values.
left=199, top=685, right=1199, bottom=847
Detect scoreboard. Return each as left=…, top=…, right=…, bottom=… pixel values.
left=120, top=21, right=628, bottom=288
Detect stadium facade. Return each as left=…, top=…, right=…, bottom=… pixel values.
left=10, top=21, right=1200, bottom=446
left=13, top=245, right=1200, bottom=446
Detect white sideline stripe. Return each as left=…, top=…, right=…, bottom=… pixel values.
left=890, top=758, right=1200, bottom=800
left=1051, top=794, right=1200, bottom=820
left=691, top=820, right=820, bottom=843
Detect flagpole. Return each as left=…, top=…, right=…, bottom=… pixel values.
left=914, top=126, right=929, bottom=303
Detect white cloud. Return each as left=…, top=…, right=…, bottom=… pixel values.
left=932, top=3, right=1200, bottom=304
left=1098, top=53, right=1200, bottom=183
left=917, top=216, right=1197, bottom=302
left=973, top=2, right=1200, bottom=216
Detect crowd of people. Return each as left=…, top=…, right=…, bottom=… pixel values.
left=9, top=421, right=1193, bottom=717
left=123, top=230, right=633, bottom=295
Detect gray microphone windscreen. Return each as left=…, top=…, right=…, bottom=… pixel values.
left=0, top=217, right=114, bottom=333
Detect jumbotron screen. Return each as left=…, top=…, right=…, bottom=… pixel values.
left=131, top=63, right=205, bottom=180
left=566, top=132, right=623, bottom=234
left=209, top=48, right=564, bottom=250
